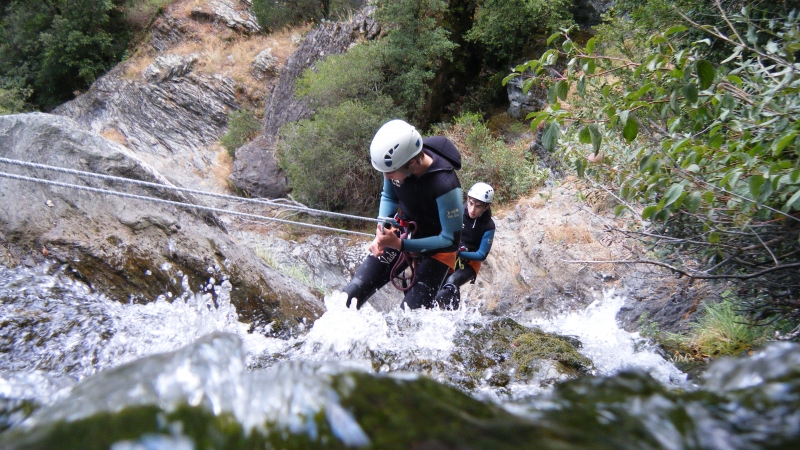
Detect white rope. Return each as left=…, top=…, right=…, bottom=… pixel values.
left=0, top=156, right=381, bottom=224
left=0, top=170, right=374, bottom=237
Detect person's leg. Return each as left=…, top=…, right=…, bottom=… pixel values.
left=434, top=265, right=477, bottom=310
left=402, top=257, right=451, bottom=310
left=343, top=249, right=404, bottom=309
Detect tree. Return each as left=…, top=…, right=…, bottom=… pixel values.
left=0, top=0, right=129, bottom=109
left=507, top=2, right=800, bottom=332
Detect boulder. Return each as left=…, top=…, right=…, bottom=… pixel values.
left=53, top=58, right=238, bottom=193
left=506, top=74, right=547, bottom=119
left=190, top=0, right=261, bottom=34
left=229, top=135, right=288, bottom=198
left=0, top=113, right=323, bottom=336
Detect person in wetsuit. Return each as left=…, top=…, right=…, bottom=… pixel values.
left=434, top=182, right=496, bottom=310
left=343, top=119, right=462, bottom=310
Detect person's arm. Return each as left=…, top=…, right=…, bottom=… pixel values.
left=378, top=178, right=399, bottom=219
left=458, top=229, right=495, bottom=261
left=400, top=187, right=462, bottom=253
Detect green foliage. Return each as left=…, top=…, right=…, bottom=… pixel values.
left=0, top=86, right=30, bottom=115
left=295, top=42, right=384, bottom=106
left=277, top=97, right=398, bottom=215
left=434, top=113, right=546, bottom=204
left=252, top=0, right=365, bottom=32
left=0, top=0, right=130, bottom=109
left=508, top=6, right=800, bottom=327
left=465, top=0, right=574, bottom=65
left=220, top=109, right=261, bottom=158
left=374, top=0, right=457, bottom=118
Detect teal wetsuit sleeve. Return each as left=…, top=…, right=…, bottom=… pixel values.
left=458, top=229, right=495, bottom=261
left=401, top=187, right=462, bottom=253
left=378, top=178, right=399, bottom=218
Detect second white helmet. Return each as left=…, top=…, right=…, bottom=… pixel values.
left=468, top=182, right=494, bottom=204
left=370, top=120, right=423, bottom=172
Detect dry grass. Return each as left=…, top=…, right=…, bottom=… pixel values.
left=544, top=223, right=596, bottom=245
left=120, top=0, right=310, bottom=106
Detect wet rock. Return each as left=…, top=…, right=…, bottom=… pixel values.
left=506, top=74, right=547, bottom=119
left=0, top=113, right=323, bottom=335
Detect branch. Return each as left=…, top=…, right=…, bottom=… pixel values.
left=561, top=259, right=800, bottom=280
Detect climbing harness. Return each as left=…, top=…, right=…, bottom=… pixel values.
left=383, top=214, right=419, bottom=291
left=0, top=157, right=381, bottom=237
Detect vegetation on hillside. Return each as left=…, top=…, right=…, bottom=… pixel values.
left=508, top=0, right=800, bottom=338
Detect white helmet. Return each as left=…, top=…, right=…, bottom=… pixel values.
left=468, top=182, right=494, bottom=204
left=370, top=119, right=423, bottom=172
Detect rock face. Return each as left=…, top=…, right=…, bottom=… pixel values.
left=229, top=7, right=381, bottom=197
left=53, top=56, right=238, bottom=193
left=0, top=113, right=323, bottom=336
left=506, top=75, right=548, bottom=119
left=190, top=0, right=261, bottom=34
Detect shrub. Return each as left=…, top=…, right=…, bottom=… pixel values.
left=295, top=42, right=384, bottom=107
left=465, top=0, right=573, bottom=66
left=252, top=0, right=365, bottom=32
left=220, top=109, right=261, bottom=158
left=433, top=113, right=546, bottom=204
left=0, top=86, right=30, bottom=115
left=277, top=97, right=398, bottom=215
left=0, top=0, right=130, bottom=109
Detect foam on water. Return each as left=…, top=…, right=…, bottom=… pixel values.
left=530, top=290, right=686, bottom=385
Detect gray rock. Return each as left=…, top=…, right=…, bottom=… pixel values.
left=506, top=75, right=547, bottom=119
left=252, top=48, right=277, bottom=80
left=0, top=113, right=323, bottom=336
left=231, top=6, right=380, bottom=195
left=53, top=60, right=238, bottom=193
left=191, top=0, right=261, bottom=34
left=229, top=135, right=288, bottom=198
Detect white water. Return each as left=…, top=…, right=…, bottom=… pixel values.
left=0, top=264, right=684, bottom=415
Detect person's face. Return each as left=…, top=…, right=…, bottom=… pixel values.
left=467, top=196, right=488, bottom=218
left=383, top=159, right=414, bottom=183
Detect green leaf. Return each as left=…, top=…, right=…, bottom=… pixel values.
left=614, top=205, right=628, bottom=217
left=578, top=126, right=592, bottom=144
left=542, top=121, right=560, bottom=152
left=696, top=60, right=715, bottom=90
left=642, top=205, right=658, bottom=219
left=547, top=83, right=558, bottom=103
left=665, top=25, right=688, bottom=36
left=664, top=184, right=684, bottom=207
left=547, top=32, right=561, bottom=46
left=589, top=124, right=602, bottom=154
left=556, top=80, right=569, bottom=101
left=529, top=114, right=547, bottom=131
left=726, top=74, right=743, bottom=86
left=575, top=158, right=586, bottom=178
left=522, top=78, right=534, bottom=95
left=686, top=191, right=702, bottom=213
left=748, top=175, right=764, bottom=199
left=785, top=190, right=800, bottom=211
left=683, top=83, right=698, bottom=104
left=586, top=38, right=596, bottom=55
left=639, top=154, right=652, bottom=172
left=709, top=231, right=720, bottom=244
left=772, top=131, right=798, bottom=156
left=623, top=117, right=639, bottom=142
left=502, top=73, right=520, bottom=85
left=577, top=75, right=586, bottom=97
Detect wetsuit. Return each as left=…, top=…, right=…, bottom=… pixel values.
left=344, top=137, right=462, bottom=310
left=435, top=202, right=495, bottom=310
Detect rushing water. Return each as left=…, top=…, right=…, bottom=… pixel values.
left=1, top=263, right=799, bottom=449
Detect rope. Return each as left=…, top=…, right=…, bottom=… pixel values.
left=0, top=156, right=382, bottom=225
left=0, top=171, right=373, bottom=237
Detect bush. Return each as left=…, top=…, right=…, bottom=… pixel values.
left=252, top=0, right=365, bottom=32
left=433, top=113, right=546, bottom=204
left=0, top=0, right=130, bottom=109
left=277, top=97, right=399, bottom=215
left=295, top=42, right=384, bottom=107
left=0, top=86, right=30, bottom=115
left=511, top=5, right=800, bottom=331
left=465, top=0, right=574, bottom=66
left=220, top=109, right=261, bottom=158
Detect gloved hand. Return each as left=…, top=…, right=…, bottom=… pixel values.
left=345, top=295, right=368, bottom=310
